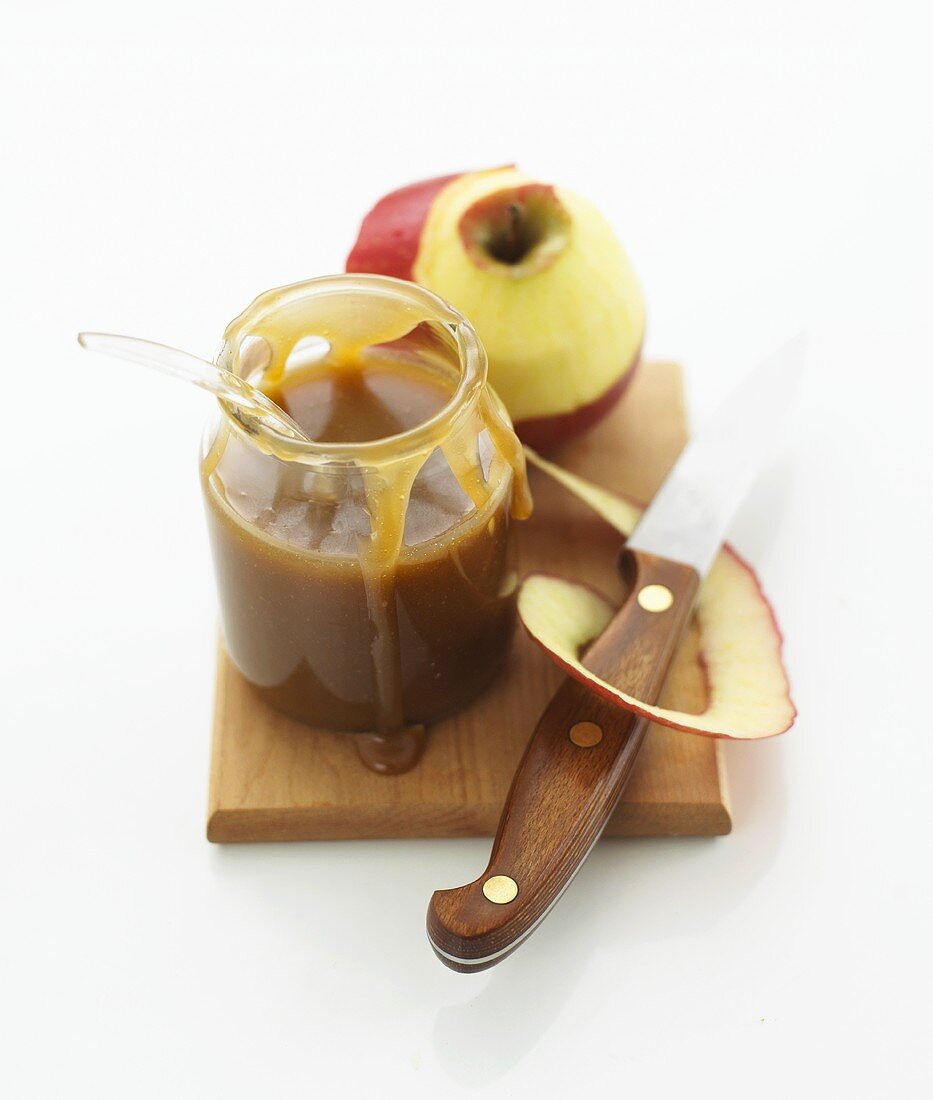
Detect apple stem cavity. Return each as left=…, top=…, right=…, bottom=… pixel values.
left=458, top=184, right=571, bottom=276
left=489, top=202, right=534, bottom=264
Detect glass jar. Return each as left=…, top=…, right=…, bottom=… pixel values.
left=200, top=275, right=531, bottom=772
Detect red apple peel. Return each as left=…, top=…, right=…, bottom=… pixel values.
left=521, top=451, right=796, bottom=739
left=346, top=173, right=463, bottom=280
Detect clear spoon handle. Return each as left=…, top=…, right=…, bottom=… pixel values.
left=77, top=332, right=310, bottom=442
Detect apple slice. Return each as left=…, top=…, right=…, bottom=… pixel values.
left=521, top=450, right=795, bottom=739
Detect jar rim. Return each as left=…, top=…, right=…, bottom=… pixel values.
left=214, top=273, right=487, bottom=465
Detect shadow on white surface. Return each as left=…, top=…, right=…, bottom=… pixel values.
left=430, top=734, right=788, bottom=1085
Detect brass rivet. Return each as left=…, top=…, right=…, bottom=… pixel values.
left=569, top=721, right=603, bottom=747
left=637, top=584, right=674, bottom=612
left=483, top=875, right=518, bottom=904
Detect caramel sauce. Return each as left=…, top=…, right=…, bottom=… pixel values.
left=202, top=289, right=530, bottom=773
left=267, top=359, right=452, bottom=444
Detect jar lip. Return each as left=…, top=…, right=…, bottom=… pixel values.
left=215, top=273, right=487, bottom=465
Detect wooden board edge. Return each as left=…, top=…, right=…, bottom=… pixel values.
left=714, top=739, right=733, bottom=831
left=207, top=793, right=732, bottom=844
left=206, top=642, right=227, bottom=839
left=207, top=806, right=494, bottom=843
left=605, top=795, right=732, bottom=837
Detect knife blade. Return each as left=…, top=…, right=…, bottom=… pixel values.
left=627, top=335, right=806, bottom=575
left=427, top=338, right=805, bottom=971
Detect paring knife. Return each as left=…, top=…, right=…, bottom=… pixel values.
left=427, top=338, right=805, bottom=972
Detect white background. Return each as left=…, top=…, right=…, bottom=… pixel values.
left=2, top=1, right=932, bottom=1096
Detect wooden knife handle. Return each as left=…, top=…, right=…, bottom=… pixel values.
left=427, top=548, right=700, bottom=972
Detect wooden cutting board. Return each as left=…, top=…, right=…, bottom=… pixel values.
left=207, top=361, right=731, bottom=842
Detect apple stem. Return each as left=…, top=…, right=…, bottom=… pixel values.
left=500, top=202, right=525, bottom=263
left=458, top=183, right=571, bottom=273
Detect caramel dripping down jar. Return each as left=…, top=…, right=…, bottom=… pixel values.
left=200, top=275, right=531, bottom=773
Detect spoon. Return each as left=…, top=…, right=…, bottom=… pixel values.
left=77, top=332, right=312, bottom=442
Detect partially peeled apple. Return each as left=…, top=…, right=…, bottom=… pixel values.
left=521, top=450, right=796, bottom=740
left=346, top=167, right=646, bottom=450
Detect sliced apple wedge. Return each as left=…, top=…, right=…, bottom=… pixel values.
left=521, top=451, right=795, bottom=739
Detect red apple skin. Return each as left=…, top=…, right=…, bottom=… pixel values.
left=514, top=352, right=641, bottom=452
left=520, top=553, right=796, bottom=739
left=346, top=173, right=462, bottom=280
